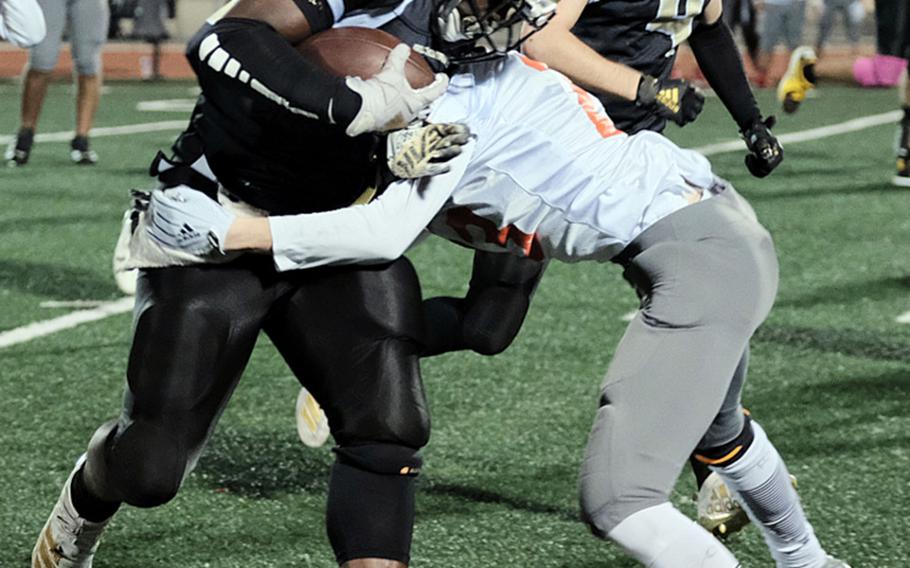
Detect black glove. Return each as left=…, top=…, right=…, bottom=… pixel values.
left=741, top=116, right=783, bottom=178
left=636, top=75, right=705, bottom=126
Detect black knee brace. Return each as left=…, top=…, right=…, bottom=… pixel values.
left=693, top=415, right=755, bottom=469
left=327, top=444, right=422, bottom=564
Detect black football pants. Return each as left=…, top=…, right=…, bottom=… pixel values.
left=82, top=255, right=428, bottom=561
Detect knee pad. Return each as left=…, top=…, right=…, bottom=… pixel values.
left=693, top=415, right=755, bottom=469
left=462, top=286, right=531, bottom=355
left=327, top=444, right=421, bottom=563
left=104, top=419, right=188, bottom=508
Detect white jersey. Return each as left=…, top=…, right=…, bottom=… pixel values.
left=269, top=53, right=721, bottom=270
left=0, top=0, right=46, bottom=47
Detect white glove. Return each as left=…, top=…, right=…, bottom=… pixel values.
left=386, top=122, right=471, bottom=179
left=146, top=188, right=236, bottom=256
left=345, top=44, right=449, bottom=137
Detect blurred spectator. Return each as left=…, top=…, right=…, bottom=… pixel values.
left=0, top=0, right=47, bottom=47
left=755, top=0, right=809, bottom=82
left=723, top=0, right=761, bottom=67
left=816, top=0, right=865, bottom=57
left=4, top=0, right=109, bottom=166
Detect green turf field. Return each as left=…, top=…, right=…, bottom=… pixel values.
left=0, top=80, right=907, bottom=567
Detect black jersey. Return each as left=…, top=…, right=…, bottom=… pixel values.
left=572, top=0, right=707, bottom=133
left=185, top=0, right=436, bottom=215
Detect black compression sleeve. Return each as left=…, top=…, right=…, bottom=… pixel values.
left=688, top=19, right=761, bottom=130
left=191, top=18, right=361, bottom=127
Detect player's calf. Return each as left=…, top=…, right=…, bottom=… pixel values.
left=708, top=420, right=842, bottom=568
left=893, top=114, right=910, bottom=188
left=328, top=444, right=423, bottom=566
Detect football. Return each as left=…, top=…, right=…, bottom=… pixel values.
left=296, top=27, right=435, bottom=88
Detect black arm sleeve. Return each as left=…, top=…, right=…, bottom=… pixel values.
left=189, top=17, right=361, bottom=128
left=688, top=19, right=761, bottom=130
left=422, top=251, right=547, bottom=357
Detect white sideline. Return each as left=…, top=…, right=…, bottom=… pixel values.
left=0, top=109, right=905, bottom=345
left=0, top=120, right=187, bottom=145
left=0, top=297, right=134, bottom=349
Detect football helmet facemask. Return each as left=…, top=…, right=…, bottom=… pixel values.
left=433, top=0, right=556, bottom=65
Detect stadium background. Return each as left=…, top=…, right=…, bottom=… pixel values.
left=1, top=1, right=907, bottom=566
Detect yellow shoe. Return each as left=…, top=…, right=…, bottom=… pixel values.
left=777, top=46, right=817, bottom=114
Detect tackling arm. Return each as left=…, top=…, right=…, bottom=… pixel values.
left=0, top=0, right=46, bottom=47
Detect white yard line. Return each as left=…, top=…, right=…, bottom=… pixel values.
left=695, top=110, right=903, bottom=156
left=0, top=297, right=134, bottom=349
left=40, top=300, right=115, bottom=309
left=0, top=120, right=187, bottom=145
left=895, top=311, right=910, bottom=324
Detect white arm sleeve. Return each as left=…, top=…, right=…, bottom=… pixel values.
left=268, top=141, right=474, bottom=271
left=0, top=0, right=46, bottom=48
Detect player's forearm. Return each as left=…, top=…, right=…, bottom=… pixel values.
left=190, top=18, right=361, bottom=127
left=0, top=0, right=47, bottom=47
left=688, top=20, right=761, bottom=130
left=523, top=28, right=640, bottom=101
left=224, top=217, right=273, bottom=251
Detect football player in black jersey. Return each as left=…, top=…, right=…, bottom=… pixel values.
left=29, top=0, right=553, bottom=566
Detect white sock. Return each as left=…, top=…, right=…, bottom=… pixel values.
left=713, top=421, right=828, bottom=568
left=608, top=503, right=740, bottom=568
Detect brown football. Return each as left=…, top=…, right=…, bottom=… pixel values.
left=296, top=27, right=435, bottom=88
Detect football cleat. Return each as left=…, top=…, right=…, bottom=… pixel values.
left=32, top=459, right=110, bottom=568
left=696, top=471, right=751, bottom=537
left=822, top=556, right=851, bottom=568
left=777, top=46, right=817, bottom=114
left=5, top=128, right=34, bottom=167
left=112, top=209, right=138, bottom=295
left=70, top=136, right=98, bottom=165
left=296, top=387, right=330, bottom=448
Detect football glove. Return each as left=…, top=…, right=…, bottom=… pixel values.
left=636, top=75, right=705, bottom=126
left=386, top=122, right=471, bottom=179
left=146, top=187, right=235, bottom=256
left=741, top=116, right=783, bottom=178
left=345, top=44, right=449, bottom=137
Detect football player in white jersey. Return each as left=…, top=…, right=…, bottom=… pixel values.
left=148, top=52, right=850, bottom=568
left=0, top=0, right=46, bottom=47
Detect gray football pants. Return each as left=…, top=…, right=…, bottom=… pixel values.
left=579, top=186, right=779, bottom=536
left=29, top=0, right=108, bottom=75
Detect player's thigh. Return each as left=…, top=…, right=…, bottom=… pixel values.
left=28, top=0, right=65, bottom=72
left=265, top=258, right=429, bottom=448
left=125, top=263, right=272, bottom=445
left=68, top=0, right=108, bottom=75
